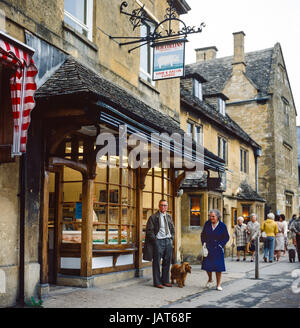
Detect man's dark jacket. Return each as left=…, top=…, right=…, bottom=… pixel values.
left=142, top=211, right=175, bottom=261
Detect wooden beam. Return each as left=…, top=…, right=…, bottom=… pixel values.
left=41, top=170, right=49, bottom=285
left=49, top=157, right=88, bottom=176
left=80, top=178, right=94, bottom=277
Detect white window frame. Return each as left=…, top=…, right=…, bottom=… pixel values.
left=218, top=98, right=226, bottom=116
left=140, top=21, right=155, bottom=86
left=64, top=0, right=93, bottom=41
left=193, top=79, right=203, bottom=101
left=193, top=124, right=203, bottom=145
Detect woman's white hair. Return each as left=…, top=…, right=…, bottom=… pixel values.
left=267, top=213, right=275, bottom=220
left=209, top=209, right=221, bottom=220
left=237, top=216, right=244, bottom=222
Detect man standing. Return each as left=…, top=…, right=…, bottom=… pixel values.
left=143, top=199, right=175, bottom=288
left=290, top=215, right=300, bottom=262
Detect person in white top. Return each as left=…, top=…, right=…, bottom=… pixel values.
left=280, top=214, right=288, bottom=256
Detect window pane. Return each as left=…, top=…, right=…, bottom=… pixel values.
left=121, top=187, right=128, bottom=206
left=94, top=204, right=106, bottom=223
left=95, top=183, right=107, bottom=202
left=121, top=168, right=128, bottom=185
left=190, top=197, right=201, bottom=226
left=95, top=166, right=107, bottom=183
left=109, top=167, right=119, bottom=185
left=154, top=177, right=162, bottom=193
left=65, top=0, right=86, bottom=23
left=108, top=227, right=119, bottom=244
left=63, top=182, right=82, bottom=202
left=143, top=192, right=152, bottom=209
left=144, top=175, right=152, bottom=192
left=121, top=207, right=129, bottom=225
left=109, top=206, right=119, bottom=225
left=93, top=226, right=106, bottom=244
left=109, top=187, right=119, bottom=204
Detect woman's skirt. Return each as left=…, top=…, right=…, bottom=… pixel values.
left=202, top=245, right=226, bottom=272
left=275, top=235, right=284, bottom=251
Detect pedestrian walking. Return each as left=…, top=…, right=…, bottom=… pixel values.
left=274, top=216, right=285, bottom=261
left=261, top=213, right=278, bottom=263
left=246, top=213, right=260, bottom=262
left=290, top=215, right=300, bottom=262
left=143, top=199, right=175, bottom=289
left=234, top=217, right=247, bottom=261
left=280, top=214, right=288, bottom=256
left=201, top=209, right=230, bottom=291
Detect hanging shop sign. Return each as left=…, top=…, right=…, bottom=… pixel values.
left=109, top=1, right=205, bottom=80
left=152, top=39, right=186, bottom=81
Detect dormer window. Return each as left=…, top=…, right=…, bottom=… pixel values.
left=193, top=79, right=203, bottom=101
left=218, top=98, right=226, bottom=116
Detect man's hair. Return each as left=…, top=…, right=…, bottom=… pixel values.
left=159, top=199, right=168, bottom=205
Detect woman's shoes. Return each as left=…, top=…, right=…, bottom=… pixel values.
left=206, top=281, right=213, bottom=289
left=216, top=286, right=223, bottom=291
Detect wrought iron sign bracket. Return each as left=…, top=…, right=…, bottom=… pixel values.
left=110, top=0, right=205, bottom=53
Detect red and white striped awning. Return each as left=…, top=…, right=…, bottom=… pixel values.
left=0, top=32, right=38, bottom=155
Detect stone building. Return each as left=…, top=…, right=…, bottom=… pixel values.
left=189, top=31, right=299, bottom=220
left=179, top=68, right=265, bottom=263
left=0, top=0, right=224, bottom=307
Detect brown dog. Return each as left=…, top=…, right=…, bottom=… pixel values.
left=171, top=262, right=192, bottom=288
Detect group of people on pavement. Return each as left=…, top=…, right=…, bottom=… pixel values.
left=144, top=199, right=300, bottom=293
left=233, top=212, right=300, bottom=263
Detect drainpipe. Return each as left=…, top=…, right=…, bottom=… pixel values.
left=18, top=153, right=26, bottom=307
left=254, top=148, right=262, bottom=193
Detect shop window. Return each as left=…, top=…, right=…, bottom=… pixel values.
left=0, top=64, right=14, bottom=163
left=242, top=204, right=251, bottom=223
left=240, top=148, right=248, bottom=173
left=142, top=168, right=174, bottom=242
left=140, top=21, right=155, bottom=85
left=94, top=161, right=137, bottom=245
left=64, top=0, right=93, bottom=41
left=218, top=136, right=227, bottom=164
left=193, top=78, right=203, bottom=101
left=190, top=196, right=201, bottom=226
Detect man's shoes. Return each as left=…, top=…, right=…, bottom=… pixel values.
left=263, top=257, right=267, bottom=263
left=155, top=284, right=164, bottom=289
left=269, top=260, right=273, bottom=263
left=163, top=283, right=172, bottom=287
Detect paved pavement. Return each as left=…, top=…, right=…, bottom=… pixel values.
left=41, top=254, right=300, bottom=308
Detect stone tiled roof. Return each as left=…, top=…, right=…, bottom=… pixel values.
left=180, top=88, right=261, bottom=150
left=35, top=56, right=225, bottom=170
left=237, top=181, right=265, bottom=202
left=187, top=47, right=274, bottom=97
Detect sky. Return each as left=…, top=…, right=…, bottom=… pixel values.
left=182, top=0, right=300, bottom=125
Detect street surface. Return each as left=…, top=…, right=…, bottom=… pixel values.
left=168, top=256, right=300, bottom=308
left=41, top=254, right=299, bottom=308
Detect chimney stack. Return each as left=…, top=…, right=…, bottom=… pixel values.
left=232, top=31, right=246, bottom=73
left=195, top=46, right=218, bottom=63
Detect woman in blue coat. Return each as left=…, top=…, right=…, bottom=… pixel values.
left=201, top=209, right=230, bottom=291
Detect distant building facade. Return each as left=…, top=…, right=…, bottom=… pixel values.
left=189, top=32, right=299, bottom=221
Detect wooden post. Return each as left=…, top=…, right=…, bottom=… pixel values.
left=54, top=168, right=63, bottom=283
left=135, top=168, right=144, bottom=277
left=41, top=170, right=49, bottom=285
left=80, top=177, right=94, bottom=277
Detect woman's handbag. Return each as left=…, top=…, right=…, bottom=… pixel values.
left=203, top=242, right=208, bottom=257
left=259, top=231, right=267, bottom=243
